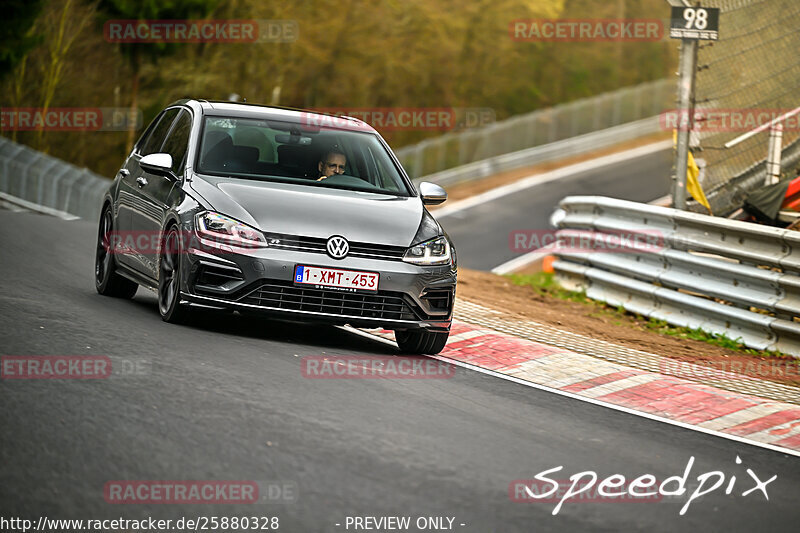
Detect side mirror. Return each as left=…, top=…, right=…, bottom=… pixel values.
left=419, top=181, right=447, bottom=206
left=140, top=153, right=176, bottom=179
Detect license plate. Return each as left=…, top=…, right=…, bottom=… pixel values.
left=294, top=265, right=379, bottom=292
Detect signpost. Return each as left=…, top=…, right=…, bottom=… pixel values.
left=670, top=6, right=720, bottom=40
left=670, top=5, right=720, bottom=210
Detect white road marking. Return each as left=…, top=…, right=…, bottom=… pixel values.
left=489, top=156, right=673, bottom=275
left=746, top=421, right=800, bottom=445
left=697, top=404, right=796, bottom=432
left=577, top=374, right=662, bottom=398
left=491, top=248, right=554, bottom=275
left=0, top=192, right=79, bottom=220
left=432, top=139, right=672, bottom=220
left=342, top=326, right=800, bottom=458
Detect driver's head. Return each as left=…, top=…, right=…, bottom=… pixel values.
left=318, top=149, right=346, bottom=178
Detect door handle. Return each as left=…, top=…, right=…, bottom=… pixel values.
left=136, top=177, right=148, bottom=188
left=119, top=168, right=130, bottom=177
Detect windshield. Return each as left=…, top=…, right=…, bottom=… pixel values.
left=195, top=115, right=411, bottom=196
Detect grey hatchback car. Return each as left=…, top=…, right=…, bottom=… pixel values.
left=95, top=100, right=456, bottom=354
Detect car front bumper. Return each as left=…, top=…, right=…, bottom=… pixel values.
left=179, top=243, right=456, bottom=331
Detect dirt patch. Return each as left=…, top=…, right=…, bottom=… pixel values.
left=430, top=132, right=671, bottom=207
left=457, top=268, right=800, bottom=388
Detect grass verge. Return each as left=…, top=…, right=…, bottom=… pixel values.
left=507, top=272, right=787, bottom=358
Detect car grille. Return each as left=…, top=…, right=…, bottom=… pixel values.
left=238, top=280, right=420, bottom=321
left=263, top=232, right=406, bottom=261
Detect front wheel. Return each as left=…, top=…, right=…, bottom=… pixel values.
left=95, top=205, right=138, bottom=299
left=158, top=226, right=191, bottom=324
left=395, top=329, right=449, bottom=355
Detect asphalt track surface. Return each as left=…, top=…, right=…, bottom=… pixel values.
left=1, top=210, right=799, bottom=532
left=441, top=146, right=673, bottom=271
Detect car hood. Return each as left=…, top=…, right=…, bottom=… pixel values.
left=189, top=174, right=423, bottom=246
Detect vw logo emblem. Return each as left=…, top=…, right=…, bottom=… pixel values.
left=326, top=235, right=349, bottom=259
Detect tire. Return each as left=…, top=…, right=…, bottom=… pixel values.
left=95, top=205, right=138, bottom=299
left=395, top=329, right=450, bottom=355
left=158, top=225, right=192, bottom=324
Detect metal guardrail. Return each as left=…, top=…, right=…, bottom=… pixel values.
left=552, top=196, right=800, bottom=358
left=396, top=78, right=673, bottom=181
left=0, top=136, right=108, bottom=221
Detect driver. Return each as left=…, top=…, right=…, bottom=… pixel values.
left=316, top=149, right=347, bottom=181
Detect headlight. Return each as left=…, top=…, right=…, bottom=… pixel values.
left=403, top=236, right=451, bottom=265
left=196, top=211, right=267, bottom=248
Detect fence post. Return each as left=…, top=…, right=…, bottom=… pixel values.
left=766, top=123, right=784, bottom=185
left=673, top=39, right=699, bottom=210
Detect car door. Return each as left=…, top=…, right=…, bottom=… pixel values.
left=121, top=108, right=181, bottom=275
left=114, top=110, right=171, bottom=270
left=132, top=109, right=193, bottom=280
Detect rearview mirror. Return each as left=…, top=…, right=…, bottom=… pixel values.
left=140, top=153, right=176, bottom=179
left=419, top=181, right=447, bottom=206
left=274, top=133, right=313, bottom=145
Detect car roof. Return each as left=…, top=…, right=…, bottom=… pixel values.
left=171, top=99, right=378, bottom=134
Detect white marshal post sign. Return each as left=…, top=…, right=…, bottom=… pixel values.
left=670, top=4, right=721, bottom=210
left=670, top=6, right=720, bottom=40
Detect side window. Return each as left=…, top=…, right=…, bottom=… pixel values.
left=160, top=110, right=192, bottom=173
left=133, top=114, right=161, bottom=154
left=139, top=108, right=180, bottom=156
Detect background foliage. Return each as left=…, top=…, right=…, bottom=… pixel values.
left=1, top=0, right=677, bottom=177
